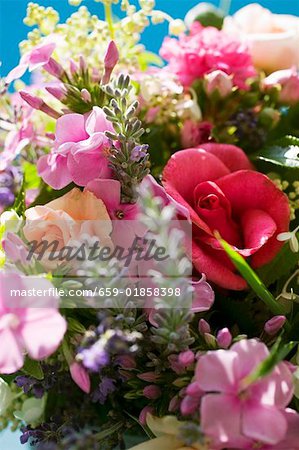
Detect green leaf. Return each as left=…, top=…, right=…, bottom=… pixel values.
left=217, top=235, right=286, bottom=316
left=137, top=51, right=163, bottom=71
left=22, top=358, right=44, bottom=380
left=256, top=243, right=299, bottom=287
left=12, top=177, right=26, bottom=217
left=245, top=338, right=297, bottom=384
left=23, top=162, right=41, bottom=190
left=253, top=135, right=299, bottom=181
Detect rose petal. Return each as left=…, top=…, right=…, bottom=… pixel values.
left=239, top=208, right=277, bottom=257
left=200, top=143, right=254, bottom=172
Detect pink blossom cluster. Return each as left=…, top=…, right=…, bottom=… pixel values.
left=186, top=339, right=299, bottom=449
left=160, top=22, right=256, bottom=89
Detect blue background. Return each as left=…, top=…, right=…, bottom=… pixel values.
left=0, top=0, right=299, bottom=448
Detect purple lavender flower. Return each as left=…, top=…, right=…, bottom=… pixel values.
left=80, top=341, right=110, bottom=372
left=92, top=377, right=116, bottom=404
left=130, top=144, right=149, bottom=162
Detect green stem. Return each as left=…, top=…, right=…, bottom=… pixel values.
left=219, top=0, right=232, bottom=15
left=104, top=3, right=115, bottom=40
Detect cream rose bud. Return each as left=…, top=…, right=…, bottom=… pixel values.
left=169, top=19, right=186, bottom=36
left=0, top=378, right=13, bottom=415
left=205, top=70, right=233, bottom=97
left=223, top=4, right=299, bottom=73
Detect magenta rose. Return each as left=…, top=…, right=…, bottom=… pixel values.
left=162, top=143, right=290, bottom=290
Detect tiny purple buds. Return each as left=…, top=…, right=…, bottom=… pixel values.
left=143, top=385, right=162, bottom=399
left=70, top=362, right=91, bottom=394
left=198, top=319, right=211, bottom=335
left=217, top=328, right=232, bottom=349
left=43, top=57, right=65, bottom=79
left=264, top=316, right=286, bottom=336
left=178, top=350, right=195, bottom=367
left=102, top=41, right=119, bottom=84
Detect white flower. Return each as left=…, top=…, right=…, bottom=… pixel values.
left=14, top=397, right=46, bottom=425
left=169, top=19, right=186, bottom=36
left=0, top=377, right=13, bottom=415
left=0, top=210, right=21, bottom=233
left=277, top=225, right=299, bottom=253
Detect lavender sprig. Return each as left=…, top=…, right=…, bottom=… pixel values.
left=103, top=74, right=150, bottom=203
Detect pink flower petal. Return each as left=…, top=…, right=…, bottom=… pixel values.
left=191, top=275, right=215, bottom=312
left=193, top=241, right=247, bottom=290
left=85, top=179, right=121, bottom=214
left=28, top=42, right=56, bottom=69
left=200, top=143, right=254, bottom=172
left=55, top=113, right=88, bottom=145
left=196, top=349, right=237, bottom=393
left=216, top=170, right=290, bottom=267
left=0, top=328, right=24, bottom=374
left=239, top=209, right=277, bottom=257
left=201, top=393, right=242, bottom=444
left=231, top=339, right=269, bottom=381
left=242, top=403, right=287, bottom=445
left=37, top=153, right=72, bottom=190
left=85, top=106, right=114, bottom=135
left=21, top=308, right=67, bottom=360
left=6, top=64, right=28, bottom=84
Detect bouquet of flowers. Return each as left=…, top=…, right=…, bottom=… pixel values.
left=0, top=1, right=298, bottom=449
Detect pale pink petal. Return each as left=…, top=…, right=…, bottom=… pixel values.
left=6, top=64, right=28, bottom=84
left=55, top=114, right=88, bottom=145
left=20, top=309, right=67, bottom=360
left=0, top=328, right=24, bottom=374
left=196, top=349, right=237, bottom=392
left=201, top=393, right=242, bottom=444
left=242, top=403, right=287, bottom=445
left=37, top=153, right=72, bottom=190
left=85, top=106, right=114, bottom=135
left=191, top=275, right=214, bottom=312
left=28, top=42, right=56, bottom=70
left=231, top=339, right=269, bottom=381
left=70, top=362, right=91, bottom=393
left=85, top=179, right=121, bottom=213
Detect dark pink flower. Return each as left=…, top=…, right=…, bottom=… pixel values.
left=160, top=22, right=256, bottom=89
left=162, top=143, right=290, bottom=290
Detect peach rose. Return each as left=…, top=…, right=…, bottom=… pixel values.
left=223, top=4, right=299, bottom=73
left=23, top=188, right=112, bottom=268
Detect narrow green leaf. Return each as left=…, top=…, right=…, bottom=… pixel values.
left=217, top=234, right=286, bottom=316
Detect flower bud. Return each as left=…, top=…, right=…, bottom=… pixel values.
left=198, top=319, right=211, bottom=335
left=81, top=88, right=91, bottom=102
left=263, top=68, right=299, bottom=105
left=46, top=85, right=66, bottom=101
left=70, top=362, right=91, bottom=394
left=43, top=57, right=65, bottom=79
left=102, top=41, right=119, bottom=84
left=178, top=350, right=195, bottom=367
left=217, top=328, right=232, bottom=349
left=264, top=316, right=286, bottom=336
left=180, top=394, right=199, bottom=416
left=139, top=406, right=155, bottom=425
left=138, top=372, right=159, bottom=382
left=205, top=70, right=233, bottom=98
left=143, top=385, right=162, bottom=399
left=169, top=19, right=186, bottom=36
left=19, top=91, right=43, bottom=109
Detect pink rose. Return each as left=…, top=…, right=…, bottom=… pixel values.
left=37, top=107, right=114, bottom=189
left=162, top=143, right=290, bottom=290
left=263, top=68, right=299, bottom=105
left=181, top=121, right=212, bottom=149
left=224, top=4, right=299, bottom=73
